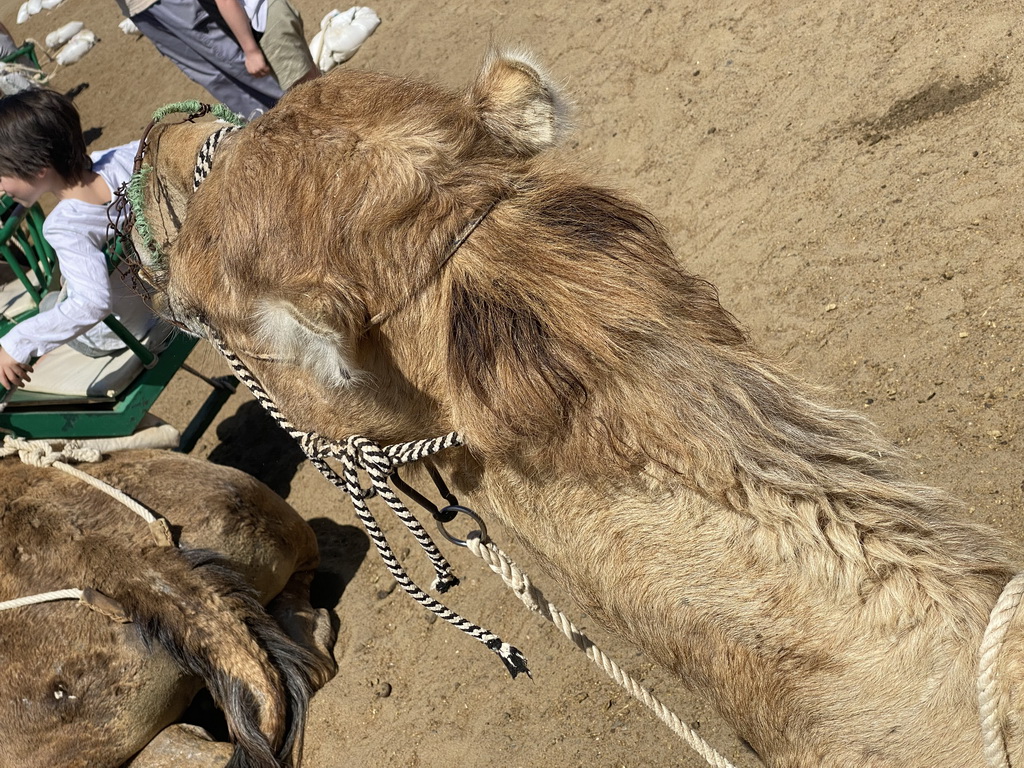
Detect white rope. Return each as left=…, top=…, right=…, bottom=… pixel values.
left=978, top=572, right=1024, bottom=767
left=0, top=431, right=176, bottom=618
left=0, top=587, right=131, bottom=622
left=466, top=534, right=736, bottom=768
left=0, top=588, right=83, bottom=612
left=0, top=435, right=174, bottom=545
left=1, top=434, right=102, bottom=465
left=0, top=59, right=51, bottom=85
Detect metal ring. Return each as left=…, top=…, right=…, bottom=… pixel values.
left=436, top=505, right=487, bottom=548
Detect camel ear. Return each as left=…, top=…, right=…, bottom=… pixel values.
left=468, top=50, right=570, bottom=156
left=254, top=298, right=359, bottom=389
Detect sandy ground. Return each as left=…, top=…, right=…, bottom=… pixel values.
left=3, top=1, right=1023, bottom=766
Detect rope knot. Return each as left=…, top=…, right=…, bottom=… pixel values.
left=53, top=441, right=103, bottom=464
left=1, top=436, right=103, bottom=467
left=297, top=431, right=341, bottom=459
left=0, top=435, right=33, bottom=459
left=344, top=435, right=394, bottom=477
left=3, top=437, right=59, bottom=467
left=204, top=324, right=531, bottom=675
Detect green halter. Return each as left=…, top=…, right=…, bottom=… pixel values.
left=121, top=101, right=248, bottom=268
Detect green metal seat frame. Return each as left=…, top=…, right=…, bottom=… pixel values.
left=0, top=197, right=234, bottom=452
left=0, top=41, right=41, bottom=70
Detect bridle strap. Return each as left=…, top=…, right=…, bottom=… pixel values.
left=364, top=198, right=500, bottom=331
left=193, top=125, right=242, bottom=191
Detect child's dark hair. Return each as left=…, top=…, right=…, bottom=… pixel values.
left=0, top=88, right=91, bottom=184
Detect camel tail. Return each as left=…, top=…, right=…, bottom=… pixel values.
left=104, top=546, right=315, bottom=768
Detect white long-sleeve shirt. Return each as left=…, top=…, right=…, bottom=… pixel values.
left=1, top=141, right=156, bottom=364
left=241, top=0, right=268, bottom=33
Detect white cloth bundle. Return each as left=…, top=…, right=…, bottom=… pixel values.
left=55, top=29, right=96, bottom=66
left=18, top=0, right=70, bottom=24
left=308, top=6, right=380, bottom=73
left=45, top=20, right=84, bottom=49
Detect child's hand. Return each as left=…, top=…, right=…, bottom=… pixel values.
left=0, top=347, right=31, bottom=390
left=244, top=48, right=271, bottom=78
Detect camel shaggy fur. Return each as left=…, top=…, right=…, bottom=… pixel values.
left=0, top=449, right=336, bottom=768
left=131, top=53, right=1024, bottom=766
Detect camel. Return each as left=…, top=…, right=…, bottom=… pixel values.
left=0, top=448, right=337, bottom=768
left=127, top=52, right=1024, bottom=766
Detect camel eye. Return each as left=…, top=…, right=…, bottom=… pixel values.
left=51, top=681, right=78, bottom=704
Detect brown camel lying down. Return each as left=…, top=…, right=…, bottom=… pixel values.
left=0, top=449, right=336, bottom=768
left=129, top=53, right=1024, bottom=766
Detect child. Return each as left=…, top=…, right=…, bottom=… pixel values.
left=0, top=88, right=158, bottom=390
left=116, top=0, right=284, bottom=119
left=214, top=0, right=319, bottom=91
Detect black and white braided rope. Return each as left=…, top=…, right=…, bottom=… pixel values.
left=200, top=333, right=458, bottom=589
left=193, top=125, right=241, bottom=192
left=343, top=435, right=461, bottom=593
left=205, top=326, right=529, bottom=678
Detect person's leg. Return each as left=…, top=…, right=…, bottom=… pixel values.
left=132, top=0, right=284, bottom=117
left=259, top=0, right=317, bottom=91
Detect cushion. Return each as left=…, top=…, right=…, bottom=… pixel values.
left=0, top=277, right=38, bottom=320
left=17, top=322, right=174, bottom=399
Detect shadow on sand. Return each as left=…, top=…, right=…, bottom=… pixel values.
left=206, top=399, right=307, bottom=498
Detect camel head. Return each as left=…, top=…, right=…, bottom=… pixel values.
left=133, top=52, right=594, bottom=441
left=136, top=52, right=740, bottom=462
